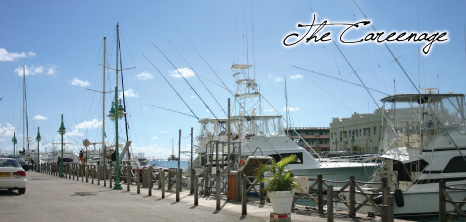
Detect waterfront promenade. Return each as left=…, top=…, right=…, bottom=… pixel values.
left=0, top=171, right=407, bottom=221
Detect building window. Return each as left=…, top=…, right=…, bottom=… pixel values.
left=374, top=127, right=377, bottom=135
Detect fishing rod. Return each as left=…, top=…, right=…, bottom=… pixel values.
left=291, top=65, right=389, bottom=96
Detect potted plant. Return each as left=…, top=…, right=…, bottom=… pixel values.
left=254, top=154, right=299, bottom=214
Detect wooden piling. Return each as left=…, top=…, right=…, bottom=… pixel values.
left=327, top=185, right=334, bottom=222
left=194, top=174, right=198, bottom=206
left=349, top=176, right=356, bottom=217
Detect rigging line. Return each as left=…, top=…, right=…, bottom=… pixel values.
left=291, top=65, right=389, bottom=96
left=152, top=43, right=226, bottom=131
left=168, top=40, right=228, bottom=116
left=177, top=30, right=235, bottom=97
left=352, top=0, right=420, bottom=95
left=310, top=7, right=380, bottom=109
left=119, top=40, right=130, bottom=143
left=141, top=53, right=200, bottom=121
left=146, top=104, right=198, bottom=119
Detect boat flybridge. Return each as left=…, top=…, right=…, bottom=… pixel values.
left=188, top=64, right=377, bottom=183
left=348, top=93, right=466, bottom=217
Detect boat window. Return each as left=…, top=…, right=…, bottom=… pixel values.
left=443, top=156, right=466, bottom=173
left=269, top=153, right=303, bottom=164
left=393, top=159, right=428, bottom=181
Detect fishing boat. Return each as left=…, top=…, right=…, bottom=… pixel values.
left=341, top=92, right=466, bottom=217
left=188, top=64, right=377, bottom=183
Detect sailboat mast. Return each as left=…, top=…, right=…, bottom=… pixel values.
left=102, top=37, right=107, bottom=166
left=22, top=66, right=25, bottom=155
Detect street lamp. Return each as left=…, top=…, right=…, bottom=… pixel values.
left=36, top=127, right=41, bottom=172
left=58, top=114, right=66, bottom=178
left=12, top=132, right=17, bottom=157
left=108, top=92, right=125, bottom=190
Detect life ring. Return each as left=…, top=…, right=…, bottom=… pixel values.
left=394, top=189, right=404, bottom=207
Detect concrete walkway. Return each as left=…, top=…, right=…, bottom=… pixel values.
left=0, top=171, right=407, bottom=221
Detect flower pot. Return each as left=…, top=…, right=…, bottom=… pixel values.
left=268, top=190, right=294, bottom=214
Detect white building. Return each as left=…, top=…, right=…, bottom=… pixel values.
left=329, top=109, right=383, bottom=154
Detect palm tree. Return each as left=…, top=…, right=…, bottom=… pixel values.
left=254, top=154, right=298, bottom=192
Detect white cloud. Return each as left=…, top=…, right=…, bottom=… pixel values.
left=136, top=71, right=153, bottom=80
left=0, top=123, right=15, bottom=141
left=14, top=65, right=46, bottom=76
left=71, top=77, right=90, bottom=87
left=275, top=77, right=284, bottom=82
left=290, top=74, right=303, bottom=79
left=283, top=106, right=300, bottom=112
left=263, top=108, right=277, bottom=113
left=47, top=65, right=57, bottom=75
left=65, top=129, right=83, bottom=137
left=190, top=95, right=196, bottom=99
left=75, top=119, right=101, bottom=129
left=267, top=75, right=284, bottom=82
left=33, top=115, right=48, bottom=120
left=151, top=136, right=158, bottom=140
left=119, top=88, right=138, bottom=98
left=0, top=48, right=36, bottom=62
left=159, top=130, right=170, bottom=134
left=169, top=67, right=195, bottom=78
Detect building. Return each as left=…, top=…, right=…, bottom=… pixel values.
left=329, top=109, right=383, bottom=154
left=285, top=127, right=330, bottom=152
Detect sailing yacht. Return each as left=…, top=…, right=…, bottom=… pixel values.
left=189, top=64, right=377, bottom=183
left=343, top=92, right=466, bottom=217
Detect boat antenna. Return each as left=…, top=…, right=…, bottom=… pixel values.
left=285, top=76, right=290, bottom=133
left=352, top=0, right=421, bottom=95
left=142, top=54, right=200, bottom=121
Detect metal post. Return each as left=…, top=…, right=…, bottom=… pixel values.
left=349, top=176, right=356, bottom=217
left=327, top=185, right=334, bottom=222
left=86, top=164, right=89, bottom=183
left=318, top=174, right=324, bottom=213
left=103, top=165, right=107, bottom=187
left=97, top=165, right=100, bottom=185
left=439, top=181, right=446, bottom=222
left=158, top=168, right=162, bottom=189
left=59, top=114, right=65, bottom=178
left=92, top=165, right=95, bottom=184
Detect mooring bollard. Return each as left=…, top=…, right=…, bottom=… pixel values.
left=190, top=168, right=195, bottom=195
left=176, top=169, right=181, bottom=202
left=327, top=185, right=334, bottom=221
left=86, top=165, right=89, bottom=183
left=194, top=174, right=198, bottom=206
left=161, top=169, right=165, bottom=199
left=148, top=167, right=153, bottom=196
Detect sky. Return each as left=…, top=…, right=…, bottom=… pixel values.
left=1, top=0, right=465, bottom=159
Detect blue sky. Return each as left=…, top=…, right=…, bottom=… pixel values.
left=1, top=0, right=465, bottom=158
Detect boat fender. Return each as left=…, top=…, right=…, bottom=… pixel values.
left=372, top=195, right=382, bottom=205
left=394, top=189, right=404, bottom=207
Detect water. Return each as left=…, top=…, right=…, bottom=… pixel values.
left=148, top=160, right=189, bottom=170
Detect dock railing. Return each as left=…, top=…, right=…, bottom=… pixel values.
left=439, top=180, right=466, bottom=222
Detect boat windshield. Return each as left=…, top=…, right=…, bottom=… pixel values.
left=381, top=94, right=466, bottom=150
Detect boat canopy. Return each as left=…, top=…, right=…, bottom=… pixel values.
left=379, top=147, right=422, bottom=163
left=381, top=93, right=465, bottom=103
